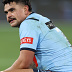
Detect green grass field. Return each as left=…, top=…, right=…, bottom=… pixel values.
left=0, top=20, right=72, bottom=70
left=0, top=22, right=20, bottom=70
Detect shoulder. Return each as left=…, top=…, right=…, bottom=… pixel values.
left=19, top=18, right=40, bottom=36
left=20, top=18, right=39, bottom=30
left=19, top=13, right=51, bottom=33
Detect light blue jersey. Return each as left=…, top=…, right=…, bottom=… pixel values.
left=19, top=12, right=72, bottom=72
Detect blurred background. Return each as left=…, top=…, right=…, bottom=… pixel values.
left=0, top=0, right=72, bottom=70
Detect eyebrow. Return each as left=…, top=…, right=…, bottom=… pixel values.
left=4, top=8, right=15, bottom=14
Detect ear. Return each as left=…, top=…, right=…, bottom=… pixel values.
left=24, top=5, right=29, bottom=15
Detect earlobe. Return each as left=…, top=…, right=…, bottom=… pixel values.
left=24, top=7, right=26, bottom=12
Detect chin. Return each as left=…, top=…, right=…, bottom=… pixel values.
left=10, top=23, right=20, bottom=27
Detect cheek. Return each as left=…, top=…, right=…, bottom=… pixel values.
left=16, top=11, right=22, bottom=18
left=17, top=11, right=25, bottom=21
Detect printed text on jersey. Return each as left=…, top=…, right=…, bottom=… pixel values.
left=20, top=37, right=33, bottom=45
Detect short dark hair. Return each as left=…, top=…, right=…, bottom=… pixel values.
left=2, top=0, right=32, bottom=11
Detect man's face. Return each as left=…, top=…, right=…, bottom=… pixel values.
left=4, top=2, right=26, bottom=27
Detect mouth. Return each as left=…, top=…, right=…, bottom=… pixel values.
left=9, top=18, right=16, bottom=23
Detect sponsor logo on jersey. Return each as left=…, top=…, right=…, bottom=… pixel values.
left=20, top=37, right=33, bottom=45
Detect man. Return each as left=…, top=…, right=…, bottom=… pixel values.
left=1, top=0, right=72, bottom=72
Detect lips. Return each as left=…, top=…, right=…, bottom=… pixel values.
left=9, top=18, right=16, bottom=23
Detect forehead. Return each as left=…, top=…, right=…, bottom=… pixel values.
left=4, top=2, right=23, bottom=11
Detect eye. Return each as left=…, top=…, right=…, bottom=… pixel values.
left=10, top=8, right=15, bottom=12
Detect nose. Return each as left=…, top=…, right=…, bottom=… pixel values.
left=7, top=12, right=12, bottom=18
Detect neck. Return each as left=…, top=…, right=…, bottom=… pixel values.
left=25, top=11, right=32, bottom=19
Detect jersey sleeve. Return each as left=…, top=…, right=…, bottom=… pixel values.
left=19, top=20, right=40, bottom=52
